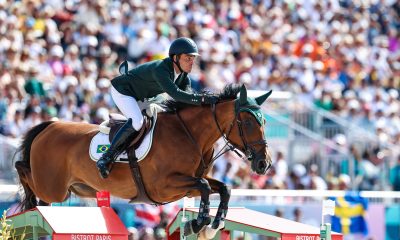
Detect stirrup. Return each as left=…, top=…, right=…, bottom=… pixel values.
left=97, top=158, right=111, bottom=178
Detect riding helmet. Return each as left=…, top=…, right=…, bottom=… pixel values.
left=168, top=37, right=200, bottom=57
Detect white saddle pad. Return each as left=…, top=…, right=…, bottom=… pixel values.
left=89, top=114, right=158, bottom=163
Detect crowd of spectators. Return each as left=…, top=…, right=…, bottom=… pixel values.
left=0, top=0, right=398, bottom=139
left=0, top=0, right=398, bottom=181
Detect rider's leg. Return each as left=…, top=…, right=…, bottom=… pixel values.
left=110, top=86, right=143, bottom=131
left=96, top=119, right=136, bottom=178
left=96, top=87, right=142, bottom=178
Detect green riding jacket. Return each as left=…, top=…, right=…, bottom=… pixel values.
left=111, top=57, right=202, bottom=105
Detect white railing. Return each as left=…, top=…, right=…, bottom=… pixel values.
left=2, top=186, right=400, bottom=205
left=230, top=189, right=400, bottom=198
left=0, top=184, right=20, bottom=201
left=209, top=189, right=400, bottom=206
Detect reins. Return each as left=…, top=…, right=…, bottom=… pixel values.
left=210, top=104, right=243, bottom=161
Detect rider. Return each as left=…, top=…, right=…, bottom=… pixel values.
left=96, top=37, right=219, bottom=178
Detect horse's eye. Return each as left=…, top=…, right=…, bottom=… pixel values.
left=244, top=119, right=252, bottom=127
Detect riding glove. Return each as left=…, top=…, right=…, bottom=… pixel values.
left=201, top=95, right=219, bottom=105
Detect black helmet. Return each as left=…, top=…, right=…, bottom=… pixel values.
left=169, top=37, right=200, bottom=57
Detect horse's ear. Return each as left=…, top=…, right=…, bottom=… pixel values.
left=255, top=90, right=272, bottom=106
left=119, top=60, right=128, bottom=75
left=239, top=84, right=247, bottom=105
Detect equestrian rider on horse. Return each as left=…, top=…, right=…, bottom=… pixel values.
left=96, top=37, right=219, bottom=178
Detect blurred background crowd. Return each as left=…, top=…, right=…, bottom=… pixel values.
left=0, top=0, right=399, bottom=239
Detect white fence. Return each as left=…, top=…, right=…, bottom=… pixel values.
left=2, top=186, right=400, bottom=204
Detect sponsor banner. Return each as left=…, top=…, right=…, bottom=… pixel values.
left=54, top=234, right=127, bottom=240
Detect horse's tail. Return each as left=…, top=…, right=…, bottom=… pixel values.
left=14, top=121, right=55, bottom=211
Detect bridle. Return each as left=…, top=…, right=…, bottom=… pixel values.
left=210, top=102, right=268, bottom=163
left=176, top=101, right=268, bottom=175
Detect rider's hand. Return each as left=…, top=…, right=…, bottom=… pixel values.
left=201, top=95, right=219, bottom=105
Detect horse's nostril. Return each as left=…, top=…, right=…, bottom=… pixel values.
left=258, top=161, right=266, bottom=171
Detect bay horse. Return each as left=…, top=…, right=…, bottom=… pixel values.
left=15, top=84, right=272, bottom=238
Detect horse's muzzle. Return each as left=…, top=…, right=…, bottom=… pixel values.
left=251, top=158, right=271, bottom=175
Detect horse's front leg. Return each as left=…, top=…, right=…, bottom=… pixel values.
left=184, top=178, right=212, bottom=236
left=200, top=177, right=230, bottom=239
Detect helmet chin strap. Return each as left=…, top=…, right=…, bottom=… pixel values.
left=173, top=55, right=186, bottom=73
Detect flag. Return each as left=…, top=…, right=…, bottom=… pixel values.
left=330, top=192, right=368, bottom=235
left=160, top=202, right=181, bottom=221
left=134, top=204, right=161, bottom=228
left=97, top=144, right=110, bottom=153
left=133, top=203, right=181, bottom=229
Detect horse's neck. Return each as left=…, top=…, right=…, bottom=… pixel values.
left=183, top=102, right=235, bottom=151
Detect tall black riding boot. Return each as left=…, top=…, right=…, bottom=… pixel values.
left=97, top=118, right=136, bottom=178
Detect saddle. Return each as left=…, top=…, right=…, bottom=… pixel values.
left=108, top=113, right=153, bottom=150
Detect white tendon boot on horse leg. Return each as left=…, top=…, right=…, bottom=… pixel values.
left=198, top=221, right=225, bottom=240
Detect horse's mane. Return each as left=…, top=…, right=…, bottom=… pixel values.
left=162, top=84, right=241, bottom=113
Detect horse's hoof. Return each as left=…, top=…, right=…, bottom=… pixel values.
left=184, top=217, right=212, bottom=236
left=204, top=221, right=225, bottom=239
left=198, top=228, right=210, bottom=240
left=201, top=226, right=216, bottom=240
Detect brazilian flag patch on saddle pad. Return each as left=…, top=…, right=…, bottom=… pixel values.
left=97, top=144, right=111, bottom=153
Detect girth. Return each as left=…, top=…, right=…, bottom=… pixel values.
left=127, top=148, right=167, bottom=206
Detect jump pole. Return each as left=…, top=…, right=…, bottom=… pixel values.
left=320, top=199, right=335, bottom=240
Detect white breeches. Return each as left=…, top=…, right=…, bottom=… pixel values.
left=111, top=86, right=143, bottom=131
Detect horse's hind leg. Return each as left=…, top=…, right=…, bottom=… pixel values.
left=16, top=162, right=53, bottom=209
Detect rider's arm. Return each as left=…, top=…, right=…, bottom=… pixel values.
left=154, top=70, right=203, bottom=105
